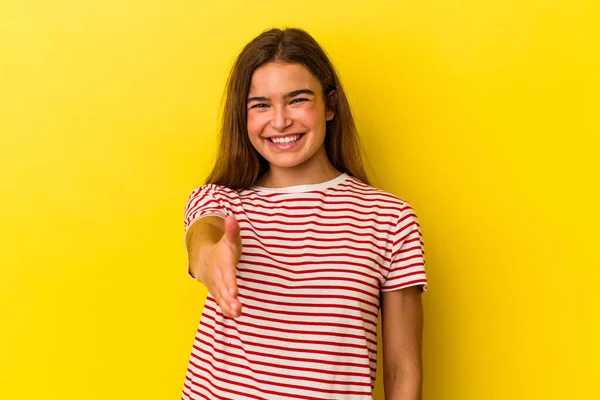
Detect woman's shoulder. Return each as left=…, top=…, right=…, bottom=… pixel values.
left=342, top=176, right=410, bottom=209
left=189, top=182, right=242, bottom=195
left=185, top=182, right=243, bottom=207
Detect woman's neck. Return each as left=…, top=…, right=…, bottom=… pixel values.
left=257, top=163, right=341, bottom=189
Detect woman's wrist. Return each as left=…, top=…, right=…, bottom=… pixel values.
left=189, top=241, right=217, bottom=284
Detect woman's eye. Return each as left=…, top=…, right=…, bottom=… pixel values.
left=251, top=103, right=268, bottom=109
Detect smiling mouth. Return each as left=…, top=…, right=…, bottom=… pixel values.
left=267, top=134, right=305, bottom=144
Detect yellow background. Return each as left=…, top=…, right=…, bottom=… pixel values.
left=1, top=1, right=598, bottom=399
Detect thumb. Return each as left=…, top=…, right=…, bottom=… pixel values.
left=222, top=215, right=241, bottom=249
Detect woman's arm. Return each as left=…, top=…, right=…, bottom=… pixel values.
left=186, top=216, right=243, bottom=318
left=381, top=285, right=424, bottom=400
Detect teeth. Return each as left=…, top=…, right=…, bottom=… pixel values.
left=271, top=135, right=300, bottom=144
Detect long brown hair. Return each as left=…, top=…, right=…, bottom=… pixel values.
left=205, top=28, right=370, bottom=188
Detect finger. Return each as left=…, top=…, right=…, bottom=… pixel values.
left=210, top=289, right=230, bottom=316
left=210, top=272, right=233, bottom=313
left=222, top=265, right=238, bottom=299
left=215, top=291, right=234, bottom=318
left=222, top=216, right=241, bottom=250
left=222, top=282, right=241, bottom=318
left=216, top=295, right=241, bottom=319
left=229, top=298, right=242, bottom=318
left=215, top=268, right=241, bottom=318
left=214, top=275, right=233, bottom=306
left=212, top=293, right=224, bottom=313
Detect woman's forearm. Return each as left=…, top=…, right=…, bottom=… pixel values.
left=384, top=364, right=422, bottom=400
left=381, top=286, right=424, bottom=400
left=185, top=217, right=225, bottom=281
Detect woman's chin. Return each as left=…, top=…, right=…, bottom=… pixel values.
left=265, top=158, right=307, bottom=170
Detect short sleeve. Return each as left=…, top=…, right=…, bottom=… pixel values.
left=182, top=184, right=231, bottom=278
left=183, top=184, right=231, bottom=239
left=381, top=201, right=428, bottom=292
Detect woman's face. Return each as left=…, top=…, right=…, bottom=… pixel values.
left=246, top=62, right=334, bottom=172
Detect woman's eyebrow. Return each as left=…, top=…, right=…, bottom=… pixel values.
left=247, top=89, right=315, bottom=104
left=247, top=95, right=269, bottom=103
left=285, top=89, right=314, bottom=99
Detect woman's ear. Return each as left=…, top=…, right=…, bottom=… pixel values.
left=326, top=90, right=337, bottom=121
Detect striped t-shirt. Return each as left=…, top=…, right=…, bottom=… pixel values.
left=181, top=172, right=427, bottom=400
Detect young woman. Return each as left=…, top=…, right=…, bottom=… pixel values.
left=182, top=28, right=427, bottom=400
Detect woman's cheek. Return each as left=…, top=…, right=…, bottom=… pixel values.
left=294, top=103, right=321, bottom=129
left=247, top=112, right=265, bottom=136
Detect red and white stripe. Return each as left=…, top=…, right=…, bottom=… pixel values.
left=182, top=174, right=426, bottom=399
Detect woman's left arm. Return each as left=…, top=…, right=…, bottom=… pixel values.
left=381, top=285, right=424, bottom=400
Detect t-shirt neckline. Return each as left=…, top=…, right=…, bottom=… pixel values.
left=250, top=173, right=350, bottom=193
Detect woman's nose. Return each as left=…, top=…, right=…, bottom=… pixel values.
left=270, top=106, right=293, bottom=131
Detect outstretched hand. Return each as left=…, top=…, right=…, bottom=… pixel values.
left=198, top=215, right=243, bottom=318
